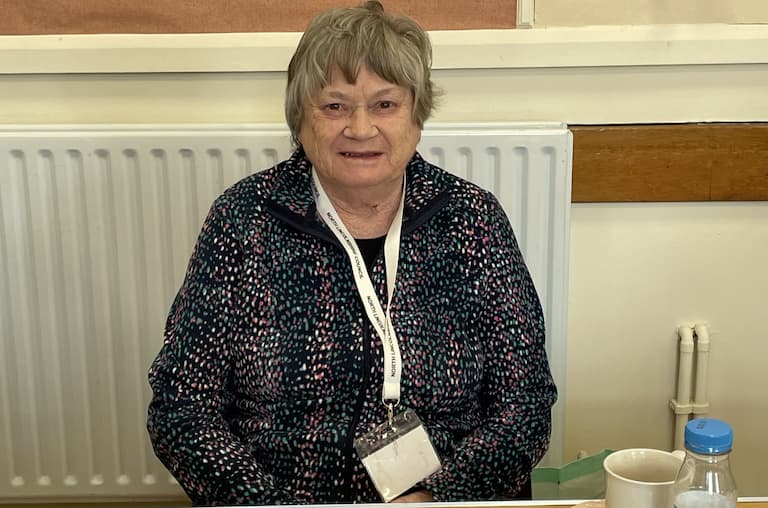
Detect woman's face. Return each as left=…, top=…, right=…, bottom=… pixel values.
left=299, top=65, right=421, bottom=197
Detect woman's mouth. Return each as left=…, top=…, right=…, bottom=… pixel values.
left=340, top=151, right=382, bottom=158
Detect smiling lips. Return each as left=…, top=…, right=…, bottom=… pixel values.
left=340, top=151, right=383, bottom=158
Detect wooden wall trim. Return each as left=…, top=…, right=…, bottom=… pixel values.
left=571, top=123, right=768, bottom=202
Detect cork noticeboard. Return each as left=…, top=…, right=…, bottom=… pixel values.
left=0, top=0, right=517, bottom=34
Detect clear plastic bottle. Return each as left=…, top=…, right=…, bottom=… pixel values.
left=673, top=418, right=737, bottom=508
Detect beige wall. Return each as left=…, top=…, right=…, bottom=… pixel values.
left=536, top=0, right=768, bottom=26
left=566, top=202, right=768, bottom=494
left=2, top=62, right=767, bottom=125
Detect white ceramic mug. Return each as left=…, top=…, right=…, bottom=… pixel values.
left=603, top=448, right=686, bottom=508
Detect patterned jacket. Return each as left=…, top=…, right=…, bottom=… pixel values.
left=147, top=149, right=557, bottom=505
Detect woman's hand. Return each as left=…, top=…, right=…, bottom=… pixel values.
left=391, top=489, right=434, bottom=503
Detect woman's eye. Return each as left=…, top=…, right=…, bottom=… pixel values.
left=320, top=103, right=348, bottom=118
left=373, top=101, right=398, bottom=113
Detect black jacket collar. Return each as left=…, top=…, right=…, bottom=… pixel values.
left=266, top=148, right=451, bottom=240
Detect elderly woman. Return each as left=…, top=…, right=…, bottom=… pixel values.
left=147, top=1, right=556, bottom=505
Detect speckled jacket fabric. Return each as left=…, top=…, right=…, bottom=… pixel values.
left=147, top=149, right=557, bottom=506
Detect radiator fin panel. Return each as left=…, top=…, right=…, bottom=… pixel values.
left=0, top=123, right=571, bottom=498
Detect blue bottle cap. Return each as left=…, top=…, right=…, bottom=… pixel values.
left=685, top=418, right=734, bottom=454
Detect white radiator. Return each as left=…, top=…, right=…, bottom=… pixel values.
left=0, top=123, right=572, bottom=500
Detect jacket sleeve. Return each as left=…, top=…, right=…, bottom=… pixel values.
left=422, top=195, right=558, bottom=501
left=146, top=200, right=300, bottom=506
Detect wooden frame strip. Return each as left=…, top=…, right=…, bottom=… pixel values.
left=571, top=123, right=768, bottom=202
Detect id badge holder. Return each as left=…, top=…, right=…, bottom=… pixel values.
left=354, top=409, right=442, bottom=502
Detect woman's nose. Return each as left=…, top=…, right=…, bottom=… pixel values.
left=344, top=107, right=377, bottom=139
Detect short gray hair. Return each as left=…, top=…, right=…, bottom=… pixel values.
left=285, top=1, right=439, bottom=147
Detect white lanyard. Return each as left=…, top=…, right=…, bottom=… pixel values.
left=311, top=168, right=404, bottom=407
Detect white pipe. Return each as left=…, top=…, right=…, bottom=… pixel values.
left=693, top=323, right=711, bottom=417
left=671, top=325, right=695, bottom=450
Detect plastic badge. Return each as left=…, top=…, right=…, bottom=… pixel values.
left=354, top=409, right=442, bottom=502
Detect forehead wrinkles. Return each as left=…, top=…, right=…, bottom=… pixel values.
left=319, top=87, right=405, bottom=101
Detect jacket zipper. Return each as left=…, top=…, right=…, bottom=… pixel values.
left=267, top=204, right=373, bottom=501
left=266, top=196, right=446, bottom=501
left=342, top=313, right=371, bottom=501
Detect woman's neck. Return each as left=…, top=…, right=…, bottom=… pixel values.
left=323, top=185, right=403, bottom=239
